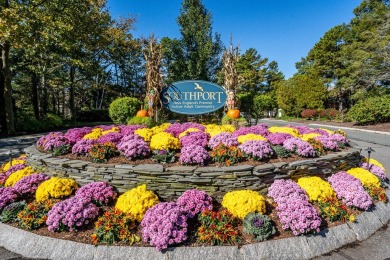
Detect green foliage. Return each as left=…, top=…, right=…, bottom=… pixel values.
left=151, top=150, right=176, bottom=164
left=237, top=48, right=268, bottom=92
left=128, top=116, right=155, bottom=127
left=44, top=113, right=63, bottom=129
left=109, top=97, right=142, bottom=124
left=243, top=212, right=276, bottom=242
left=221, top=115, right=248, bottom=127
left=276, top=74, right=327, bottom=116
left=271, top=145, right=291, bottom=158
left=252, top=94, right=276, bottom=120
left=52, top=145, right=71, bottom=156
left=237, top=92, right=254, bottom=114
left=0, top=201, right=27, bottom=223
left=168, top=0, right=223, bottom=81
left=346, top=95, right=390, bottom=124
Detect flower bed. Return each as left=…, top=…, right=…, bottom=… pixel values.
left=0, top=155, right=388, bottom=251
left=35, top=123, right=350, bottom=167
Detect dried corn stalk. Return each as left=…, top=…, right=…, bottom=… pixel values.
left=222, top=40, right=240, bottom=110
left=142, top=35, right=163, bottom=119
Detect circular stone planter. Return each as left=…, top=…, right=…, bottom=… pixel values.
left=1, top=198, right=390, bottom=260
left=24, top=145, right=361, bottom=199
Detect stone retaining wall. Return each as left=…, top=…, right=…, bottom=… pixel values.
left=24, top=145, right=361, bottom=200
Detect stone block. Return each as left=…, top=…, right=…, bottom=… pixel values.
left=347, top=211, right=383, bottom=241
left=221, top=165, right=254, bottom=172
left=133, top=164, right=164, bottom=173
left=253, top=164, right=274, bottom=173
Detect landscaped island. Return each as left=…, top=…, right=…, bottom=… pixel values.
left=0, top=123, right=388, bottom=251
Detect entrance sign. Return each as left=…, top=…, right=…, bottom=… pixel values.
left=160, top=80, right=227, bottom=115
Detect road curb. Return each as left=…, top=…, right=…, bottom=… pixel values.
left=260, top=119, right=390, bottom=136
left=1, top=202, right=389, bottom=260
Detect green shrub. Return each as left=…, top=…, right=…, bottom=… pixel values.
left=272, top=145, right=291, bottom=158
left=44, top=113, right=63, bottom=129
left=346, top=95, right=390, bottom=125
left=109, top=97, right=142, bottom=124
left=221, top=115, right=248, bottom=126
left=128, top=116, right=154, bottom=127
left=15, top=110, right=42, bottom=132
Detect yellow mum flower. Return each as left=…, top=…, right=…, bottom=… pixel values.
left=205, top=124, right=235, bottom=137
left=5, top=166, right=35, bottom=187
left=101, top=127, right=120, bottom=135
left=150, top=132, right=180, bottom=150
left=319, top=128, right=334, bottom=135
left=178, top=128, right=202, bottom=139
left=83, top=128, right=103, bottom=140
left=347, top=167, right=380, bottom=188
left=297, top=176, right=335, bottom=202
left=115, top=184, right=159, bottom=222
left=300, top=133, right=321, bottom=142
left=237, top=134, right=267, bottom=144
left=2, top=159, right=27, bottom=172
left=221, top=190, right=266, bottom=219
left=134, top=128, right=154, bottom=141
left=36, top=177, right=78, bottom=202
left=268, top=126, right=299, bottom=137
left=151, top=123, right=171, bottom=134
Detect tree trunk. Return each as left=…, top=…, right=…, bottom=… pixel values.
left=31, top=72, right=40, bottom=119
left=0, top=55, right=6, bottom=133
left=69, top=66, right=76, bottom=123
left=1, top=42, right=15, bottom=134
left=41, top=69, right=47, bottom=116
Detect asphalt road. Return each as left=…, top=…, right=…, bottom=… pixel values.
left=0, top=121, right=390, bottom=260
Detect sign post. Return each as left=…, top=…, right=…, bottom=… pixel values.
left=160, top=80, right=227, bottom=115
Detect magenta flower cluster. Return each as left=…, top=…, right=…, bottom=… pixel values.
left=37, top=132, right=69, bottom=152
left=315, top=136, right=339, bottom=151
left=208, top=132, right=239, bottom=149
left=239, top=140, right=274, bottom=160
left=119, top=125, right=146, bottom=136
left=180, top=131, right=209, bottom=147
left=46, top=196, right=99, bottom=232
left=117, top=135, right=150, bottom=159
left=65, top=127, right=92, bottom=145
left=13, top=174, right=50, bottom=196
left=0, top=187, right=19, bottom=211
left=141, top=202, right=188, bottom=251
left=328, top=171, right=373, bottom=210
left=176, top=189, right=213, bottom=218
left=72, top=138, right=96, bottom=155
left=232, top=124, right=269, bottom=137
left=75, top=182, right=117, bottom=206
left=97, top=132, right=123, bottom=145
left=165, top=123, right=205, bottom=137
left=268, top=179, right=321, bottom=235
left=328, top=134, right=349, bottom=145
left=359, top=162, right=387, bottom=181
left=267, top=133, right=293, bottom=145
left=283, top=138, right=316, bottom=157
left=179, top=145, right=210, bottom=165
left=287, top=125, right=328, bottom=135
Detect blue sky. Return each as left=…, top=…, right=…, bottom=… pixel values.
left=107, top=0, right=361, bottom=79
